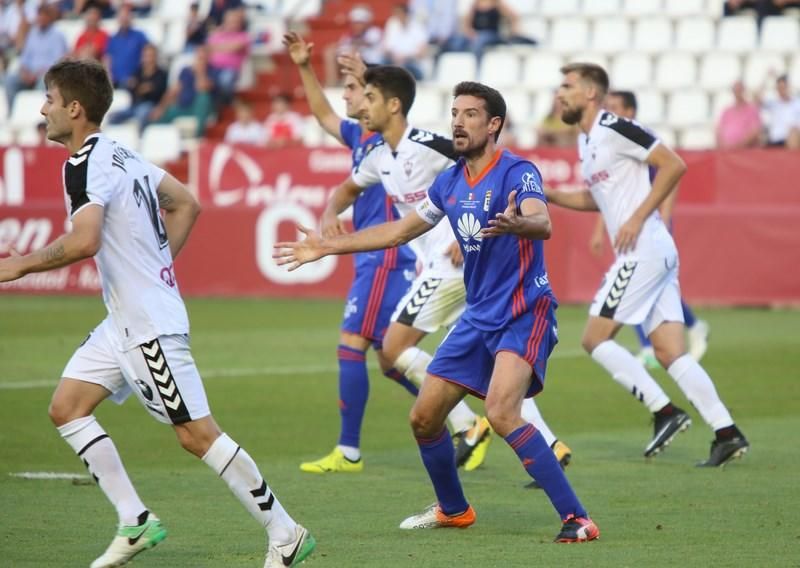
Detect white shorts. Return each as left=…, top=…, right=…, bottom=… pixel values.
left=62, top=318, right=210, bottom=425
left=391, top=272, right=466, bottom=333
left=589, top=254, right=684, bottom=336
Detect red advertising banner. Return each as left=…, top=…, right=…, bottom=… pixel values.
left=1, top=144, right=799, bottom=304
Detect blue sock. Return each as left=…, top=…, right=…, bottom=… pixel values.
left=635, top=325, right=652, bottom=348
left=416, top=429, right=468, bottom=516
left=681, top=299, right=697, bottom=327
left=384, top=367, right=419, bottom=396
left=337, top=345, right=369, bottom=449
left=506, top=424, right=587, bottom=520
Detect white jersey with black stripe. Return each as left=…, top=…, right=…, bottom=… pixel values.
left=351, top=125, right=461, bottom=278
left=62, top=133, right=189, bottom=350
left=579, top=111, right=677, bottom=260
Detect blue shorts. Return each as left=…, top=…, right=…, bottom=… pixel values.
left=427, top=295, right=558, bottom=400
left=341, top=263, right=415, bottom=347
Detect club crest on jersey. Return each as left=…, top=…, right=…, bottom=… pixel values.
left=457, top=212, right=482, bottom=252
left=403, top=159, right=413, bottom=178
left=483, top=190, right=492, bottom=212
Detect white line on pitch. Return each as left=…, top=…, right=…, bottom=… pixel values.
left=9, top=472, right=91, bottom=480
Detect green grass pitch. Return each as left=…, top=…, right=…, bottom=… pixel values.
left=1, top=296, right=798, bottom=567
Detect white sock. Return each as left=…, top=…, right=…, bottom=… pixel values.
left=337, top=445, right=360, bottom=461
left=58, top=416, right=146, bottom=526
left=591, top=340, right=671, bottom=412
left=395, top=346, right=477, bottom=432
left=202, top=433, right=296, bottom=545
left=520, top=398, right=557, bottom=446
left=667, top=354, right=734, bottom=430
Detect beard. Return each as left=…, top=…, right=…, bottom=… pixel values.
left=454, top=134, right=490, bottom=160
left=560, top=106, right=583, bottom=125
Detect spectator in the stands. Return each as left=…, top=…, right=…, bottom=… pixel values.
left=756, top=74, right=800, bottom=148
left=716, top=80, right=764, bottom=149
left=121, top=0, right=150, bottom=16
left=537, top=91, right=579, bottom=147
left=0, top=0, right=37, bottom=56
left=410, top=0, right=459, bottom=51
left=74, top=3, right=109, bottom=60
left=263, top=93, right=304, bottom=148
left=67, top=0, right=113, bottom=18
left=225, top=98, right=267, bottom=145
left=105, top=3, right=148, bottom=87
left=108, top=43, right=167, bottom=130
left=150, top=44, right=216, bottom=137
left=382, top=3, right=427, bottom=80
left=451, top=0, right=533, bottom=63
left=207, top=0, right=244, bottom=29
left=324, top=4, right=382, bottom=86
left=4, top=5, right=66, bottom=107
left=724, top=0, right=800, bottom=28
left=207, top=7, right=249, bottom=104
left=185, top=2, right=207, bottom=50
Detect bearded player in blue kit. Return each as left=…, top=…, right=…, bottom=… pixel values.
left=274, top=81, right=599, bottom=542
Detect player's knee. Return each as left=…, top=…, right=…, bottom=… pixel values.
left=48, top=397, right=89, bottom=427
left=581, top=334, right=598, bottom=354
left=653, top=346, right=682, bottom=370
left=408, top=406, right=438, bottom=438
left=485, top=404, right=515, bottom=438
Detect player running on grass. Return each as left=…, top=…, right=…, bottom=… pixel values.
left=547, top=63, right=748, bottom=466
left=0, top=59, right=315, bottom=568
left=275, top=81, right=599, bottom=543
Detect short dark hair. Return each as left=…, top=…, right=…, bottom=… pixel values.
left=608, top=90, right=637, bottom=113
left=364, top=65, right=416, bottom=116
left=44, top=58, right=113, bottom=125
left=452, top=81, right=507, bottom=141
left=560, top=62, right=610, bottom=96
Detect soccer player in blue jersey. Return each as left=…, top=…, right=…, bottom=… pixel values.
left=283, top=32, right=420, bottom=472
left=275, top=81, right=599, bottom=542
left=589, top=90, right=710, bottom=370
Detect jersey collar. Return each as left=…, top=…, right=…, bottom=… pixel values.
left=462, top=148, right=503, bottom=188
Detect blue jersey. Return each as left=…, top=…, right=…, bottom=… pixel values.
left=340, top=121, right=416, bottom=270
left=418, top=149, right=554, bottom=331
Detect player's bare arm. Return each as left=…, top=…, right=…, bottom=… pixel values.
left=275, top=212, right=432, bottom=272
left=482, top=191, right=552, bottom=240
left=283, top=31, right=344, bottom=143
left=544, top=187, right=599, bottom=211
left=444, top=241, right=464, bottom=267
left=321, top=176, right=365, bottom=237
left=156, top=173, right=201, bottom=259
left=0, top=204, right=102, bottom=282
left=589, top=214, right=606, bottom=257
left=614, top=144, right=686, bottom=254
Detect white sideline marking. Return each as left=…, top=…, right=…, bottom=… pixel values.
left=10, top=472, right=91, bottom=480
left=0, top=349, right=584, bottom=391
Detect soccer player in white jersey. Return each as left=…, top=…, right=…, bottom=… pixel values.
left=319, top=64, right=572, bottom=473
left=0, top=59, right=315, bottom=567
left=546, top=63, right=749, bottom=467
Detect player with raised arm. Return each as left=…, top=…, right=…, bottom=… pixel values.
left=0, top=59, right=315, bottom=567
left=275, top=81, right=599, bottom=543
left=588, top=90, right=710, bottom=370
left=547, top=63, right=749, bottom=466
left=283, top=32, right=419, bottom=473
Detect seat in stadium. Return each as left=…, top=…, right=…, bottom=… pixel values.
left=582, top=0, right=621, bottom=18
left=140, top=124, right=181, bottom=165
left=300, top=116, right=324, bottom=147
left=158, top=0, right=191, bottom=21
left=717, top=16, right=758, bottom=53
left=711, top=89, right=735, bottom=122
left=321, top=87, right=347, bottom=117
left=519, top=16, right=549, bottom=45
left=664, top=0, right=706, bottom=17
left=104, top=123, right=141, bottom=151
left=566, top=52, right=609, bottom=69
left=789, top=55, right=800, bottom=88
left=666, top=91, right=710, bottom=127
left=591, top=18, right=631, bottom=54
left=503, top=89, right=533, bottom=126
left=9, top=90, right=45, bottom=130
left=610, top=53, right=652, bottom=90
left=651, top=125, right=677, bottom=148
left=0, top=86, right=7, bottom=123
left=679, top=126, right=715, bottom=150
left=505, top=0, right=540, bottom=17
left=539, top=0, right=580, bottom=17
left=636, top=90, right=666, bottom=126
left=632, top=18, right=673, bottom=53
left=654, top=53, right=697, bottom=90
left=675, top=18, right=715, bottom=53
left=163, top=20, right=188, bottom=56
left=522, top=52, right=564, bottom=91
left=744, top=53, right=787, bottom=89
left=279, top=0, right=321, bottom=20
left=480, top=50, right=522, bottom=88
left=532, top=89, right=557, bottom=123
left=699, top=52, right=742, bottom=91
left=436, top=52, right=477, bottom=88
left=168, top=52, right=195, bottom=86
left=549, top=18, right=590, bottom=53
left=760, top=16, right=800, bottom=53
left=622, top=0, right=662, bottom=16
left=409, top=87, right=444, bottom=125
left=106, top=89, right=132, bottom=119
left=55, top=19, right=84, bottom=49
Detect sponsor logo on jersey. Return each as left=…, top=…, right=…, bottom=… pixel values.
left=534, top=273, right=550, bottom=288
left=457, top=213, right=482, bottom=252
left=520, top=172, right=543, bottom=195
left=585, top=170, right=610, bottom=189
left=344, top=296, right=358, bottom=319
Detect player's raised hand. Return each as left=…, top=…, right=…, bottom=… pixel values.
left=0, top=247, right=24, bottom=282
left=273, top=225, right=326, bottom=271
left=337, top=51, right=367, bottom=81
left=320, top=209, right=346, bottom=238
left=282, top=32, right=313, bottom=66
left=444, top=241, right=463, bottom=267
left=481, top=190, right=519, bottom=238
left=613, top=215, right=644, bottom=254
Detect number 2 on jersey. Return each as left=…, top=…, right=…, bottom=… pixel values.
left=133, top=175, right=169, bottom=249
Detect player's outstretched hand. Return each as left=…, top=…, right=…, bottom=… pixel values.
left=283, top=31, right=313, bottom=66
left=614, top=216, right=644, bottom=254
left=482, top=190, right=519, bottom=238
left=0, top=247, right=24, bottom=282
left=337, top=51, right=367, bottom=81
left=320, top=209, right=346, bottom=239
left=444, top=241, right=463, bottom=267
left=273, top=225, right=326, bottom=271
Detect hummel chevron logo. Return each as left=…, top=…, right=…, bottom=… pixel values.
left=163, top=395, right=183, bottom=410
left=157, top=380, right=176, bottom=398
left=152, top=368, right=171, bottom=385
left=250, top=480, right=275, bottom=511
left=600, top=262, right=637, bottom=317
left=141, top=342, right=159, bottom=358
left=405, top=279, right=441, bottom=315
